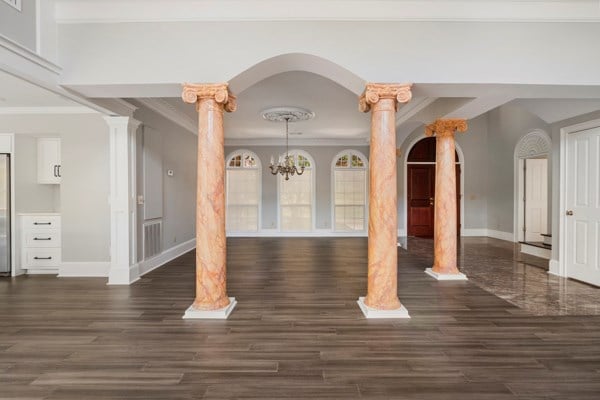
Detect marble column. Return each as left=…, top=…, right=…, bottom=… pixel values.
left=425, top=119, right=468, bottom=280
left=357, top=83, right=412, bottom=318
left=181, top=83, right=238, bottom=319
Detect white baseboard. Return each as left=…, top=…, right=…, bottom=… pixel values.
left=461, top=228, right=488, bottom=237
left=25, top=267, right=59, bottom=275
left=485, top=229, right=515, bottom=242
left=59, top=262, right=110, bottom=277
left=548, top=259, right=563, bottom=276
left=520, top=243, right=551, bottom=260
left=227, top=229, right=367, bottom=237
left=398, top=229, right=406, bottom=237
left=138, top=238, right=195, bottom=276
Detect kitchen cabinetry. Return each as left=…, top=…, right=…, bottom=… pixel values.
left=37, top=138, right=61, bottom=184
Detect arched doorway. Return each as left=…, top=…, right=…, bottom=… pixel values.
left=405, top=137, right=463, bottom=237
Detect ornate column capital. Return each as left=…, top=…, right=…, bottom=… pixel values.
left=425, top=119, right=468, bottom=138
left=359, top=83, right=413, bottom=113
left=181, top=83, right=237, bottom=112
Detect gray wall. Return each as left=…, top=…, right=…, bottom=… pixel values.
left=0, top=113, right=111, bottom=263
left=486, top=103, right=551, bottom=234
left=133, top=105, right=197, bottom=254
left=224, top=145, right=369, bottom=231
left=13, top=134, right=59, bottom=213
left=0, top=0, right=36, bottom=50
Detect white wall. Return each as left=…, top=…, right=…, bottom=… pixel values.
left=0, top=113, right=110, bottom=263
left=13, top=134, right=58, bottom=213
left=0, top=0, right=36, bottom=51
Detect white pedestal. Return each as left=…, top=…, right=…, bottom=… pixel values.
left=182, top=297, right=237, bottom=319
left=357, top=297, right=410, bottom=319
left=425, top=268, right=468, bottom=281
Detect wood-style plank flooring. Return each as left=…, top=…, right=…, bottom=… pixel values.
left=1, top=237, right=600, bottom=399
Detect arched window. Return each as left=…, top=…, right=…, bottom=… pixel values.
left=225, top=150, right=261, bottom=232
left=278, top=150, right=315, bottom=232
left=332, top=150, right=368, bottom=231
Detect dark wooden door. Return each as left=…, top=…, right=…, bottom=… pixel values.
left=407, top=165, right=435, bottom=237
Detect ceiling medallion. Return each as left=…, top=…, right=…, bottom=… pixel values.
left=261, top=106, right=315, bottom=123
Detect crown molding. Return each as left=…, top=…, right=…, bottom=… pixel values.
left=224, top=138, right=369, bottom=147
left=55, top=0, right=600, bottom=24
left=0, top=106, right=98, bottom=115
left=136, top=98, right=197, bottom=135
left=85, top=98, right=138, bottom=117
left=0, top=34, right=61, bottom=75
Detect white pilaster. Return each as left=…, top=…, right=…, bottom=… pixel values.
left=104, top=116, right=141, bottom=285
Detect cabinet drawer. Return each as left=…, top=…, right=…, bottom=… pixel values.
left=24, top=248, right=61, bottom=268
left=21, top=216, right=61, bottom=230
left=24, top=231, right=61, bottom=248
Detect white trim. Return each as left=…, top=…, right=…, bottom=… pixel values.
left=330, top=149, right=369, bottom=234
left=357, top=297, right=410, bottom=319
left=137, top=98, right=197, bottom=135
left=138, top=238, right=195, bottom=276
left=0, top=106, right=98, bottom=115
left=396, top=97, right=437, bottom=125
left=276, top=149, right=316, bottom=232
left=225, top=149, right=262, bottom=234
left=35, top=0, right=41, bottom=54
left=402, top=135, right=465, bottom=237
left=58, top=262, right=110, bottom=277
left=54, top=0, right=600, bottom=23
left=227, top=228, right=367, bottom=237
left=519, top=243, right=551, bottom=260
left=0, top=134, right=18, bottom=276
left=558, top=117, right=600, bottom=279
left=548, top=259, right=562, bottom=276
left=183, top=297, right=237, bottom=319
left=3, top=0, right=22, bottom=12
left=25, top=267, right=58, bottom=275
left=513, top=129, right=552, bottom=243
left=461, top=228, right=488, bottom=237
left=224, top=138, right=369, bottom=147
left=487, top=229, right=515, bottom=242
left=425, top=268, right=468, bottom=281
left=0, top=33, right=61, bottom=74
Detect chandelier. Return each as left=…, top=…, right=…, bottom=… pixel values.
left=262, top=107, right=315, bottom=181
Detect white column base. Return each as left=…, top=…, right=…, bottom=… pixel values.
left=357, top=297, right=410, bottom=319
left=183, top=297, right=237, bottom=319
left=425, top=268, right=468, bottom=281
left=107, top=263, right=140, bottom=285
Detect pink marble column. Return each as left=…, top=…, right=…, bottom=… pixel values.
left=425, top=119, right=468, bottom=278
left=359, top=83, right=412, bottom=311
left=182, top=83, right=237, bottom=312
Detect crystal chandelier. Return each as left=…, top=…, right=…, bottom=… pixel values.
left=269, top=117, right=304, bottom=180
left=262, top=107, right=315, bottom=181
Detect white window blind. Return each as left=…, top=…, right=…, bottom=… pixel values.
left=333, top=151, right=368, bottom=231
left=279, top=151, right=314, bottom=231
left=226, top=151, right=260, bottom=232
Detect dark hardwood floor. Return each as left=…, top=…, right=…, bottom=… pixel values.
left=1, top=237, right=600, bottom=399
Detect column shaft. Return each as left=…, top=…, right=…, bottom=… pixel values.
left=433, top=133, right=458, bottom=274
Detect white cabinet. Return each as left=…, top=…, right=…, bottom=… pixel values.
left=19, top=214, right=61, bottom=274
left=37, top=138, right=61, bottom=184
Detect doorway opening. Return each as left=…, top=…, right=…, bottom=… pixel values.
left=405, top=137, right=462, bottom=238
left=514, top=130, right=552, bottom=259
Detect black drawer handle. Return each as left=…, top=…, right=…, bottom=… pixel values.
left=34, top=222, right=52, bottom=225
left=34, top=237, right=52, bottom=241
left=34, top=257, right=52, bottom=260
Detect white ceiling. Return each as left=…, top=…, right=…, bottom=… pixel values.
left=510, top=98, right=600, bottom=124
left=168, top=71, right=371, bottom=140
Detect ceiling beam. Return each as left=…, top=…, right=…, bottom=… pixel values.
left=443, top=95, right=514, bottom=119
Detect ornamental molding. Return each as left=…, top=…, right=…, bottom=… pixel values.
left=425, top=119, right=468, bottom=138
left=359, top=83, right=413, bottom=113
left=515, top=129, right=551, bottom=158
left=182, top=83, right=237, bottom=112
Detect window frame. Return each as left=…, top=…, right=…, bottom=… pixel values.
left=331, top=149, right=369, bottom=233
left=277, top=149, right=316, bottom=232
left=225, top=149, right=262, bottom=233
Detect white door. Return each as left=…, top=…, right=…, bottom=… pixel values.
left=566, top=127, right=600, bottom=285
left=525, top=158, right=548, bottom=242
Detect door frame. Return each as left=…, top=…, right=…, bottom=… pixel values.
left=557, top=118, right=600, bottom=277
left=513, top=129, right=552, bottom=243
left=402, top=135, right=464, bottom=237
